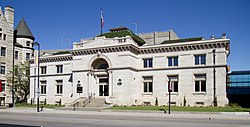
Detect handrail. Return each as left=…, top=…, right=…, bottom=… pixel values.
left=83, top=93, right=95, bottom=107
left=65, top=97, right=85, bottom=107
left=73, top=102, right=79, bottom=111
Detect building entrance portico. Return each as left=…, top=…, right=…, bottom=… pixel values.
left=89, top=57, right=111, bottom=97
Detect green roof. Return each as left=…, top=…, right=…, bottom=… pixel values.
left=161, top=37, right=203, bottom=44
left=97, top=29, right=146, bottom=46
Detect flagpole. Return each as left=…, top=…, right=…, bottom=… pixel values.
left=100, top=8, right=103, bottom=35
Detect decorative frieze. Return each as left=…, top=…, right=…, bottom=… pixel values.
left=29, top=55, right=72, bottom=64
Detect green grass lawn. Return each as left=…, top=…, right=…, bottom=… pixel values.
left=15, top=103, right=64, bottom=109
left=108, top=106, right=250, bottom=112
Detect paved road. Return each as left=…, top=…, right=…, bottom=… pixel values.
left=0, top=109, right=250, bottom=127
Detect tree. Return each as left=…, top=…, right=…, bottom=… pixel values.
left=7, top=62, right=30, bottom=103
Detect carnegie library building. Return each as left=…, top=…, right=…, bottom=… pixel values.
left=29, top=27, right=230, bottom=107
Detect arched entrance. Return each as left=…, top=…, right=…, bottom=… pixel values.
left=91, top=58, right=109, bottom=96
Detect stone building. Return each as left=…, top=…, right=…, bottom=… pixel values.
left=29, top=27, right=230, bottom=107
left=0, top=6, right=34, bottom=107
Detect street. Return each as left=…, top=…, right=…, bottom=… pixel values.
left=0, top=109, right=250, bottom=127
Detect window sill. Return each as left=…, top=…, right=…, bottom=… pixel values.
left=166, top=92, right=179, bottom=95
left=141, top=92, right=153, bottom=96
left=168, top=66, right=178, bottom=67
left=55, top=94, right=63, bottom=96
left=193, top=92, right=206, bottom=95
left=143, top=67, right=153, bottom=69
left=40, top=94, right=46, bottom=96
left=195, top=64, right=206, bottom=66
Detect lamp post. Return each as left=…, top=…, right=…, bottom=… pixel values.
left=12, top=30, right=17, bottom=107
left=33, top=42, right=40, bottom=112
left=168, top=81, right=172, bottom=114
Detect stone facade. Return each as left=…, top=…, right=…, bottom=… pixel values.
left=0, top=6, right=34, bottom=107
left=29, top=28, right=230, bottom=107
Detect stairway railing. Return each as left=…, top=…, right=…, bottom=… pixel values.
left=65, top=97, right=85, bottom=107
left=83, top=93, right=95, bottom=107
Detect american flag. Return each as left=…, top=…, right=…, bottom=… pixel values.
left=101, top=9, right=104, bottom=28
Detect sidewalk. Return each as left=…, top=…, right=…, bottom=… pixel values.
left=0, top=107, right=249, bottom=121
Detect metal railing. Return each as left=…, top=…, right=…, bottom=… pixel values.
left=73, top=102, right=79, bottom=111
left=83, top=93, right=95, bottom=107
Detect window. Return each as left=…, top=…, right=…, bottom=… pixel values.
left=143, top=58, right=153, bottom=68
left=26, top=53, right=30, bottom=60
left=168, top=76, right=178, bottom=92
left=40, top=81, right=47, bottom=94
left=56, top=65, right=63, bottom=73
left=195, top=55, right=206, bottom=65
left=3, top=34, right=6, bottom=41
left=1, top=47, right=6, bottom=56
left=26, top=41, right=30, bottom=47
left=1, top=80, right=6, bottom=91
left=194, top=74, right=206, bottom=92
left=143, top=76, right=153, bottom=93
left=168, top=56, right=178, bottom=66
left=41, top=66, right=47, bottom=74
left=77, top=82, right=83, bottom=93
left=0, top=66, right=5, bottom=74
left=15, top=51, right=18, bottom=59
left=56, top=80, right=63, bottom=94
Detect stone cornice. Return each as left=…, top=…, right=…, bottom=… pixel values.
left=139, top=41, right=229, bottom=54
left=29, top=40, right=229, bottom=64
left=29, top=55, right=72, bottom=64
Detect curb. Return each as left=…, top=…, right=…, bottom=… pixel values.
left=101, top=109, right=250, bottom=115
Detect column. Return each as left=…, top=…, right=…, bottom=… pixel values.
left=108, top=70, right=113, bottom=97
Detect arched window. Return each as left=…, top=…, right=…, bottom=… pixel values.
left=91, top=58, right=109, bottom=70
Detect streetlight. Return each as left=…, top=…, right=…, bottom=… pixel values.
left=168, top=81, right=173, bottom=114
left=33, top=42, right=40, bottom=112
left=12, top=30, right=17, bottom=107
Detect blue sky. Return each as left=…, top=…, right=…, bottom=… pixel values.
left=1, top=0, right=250, bottom=71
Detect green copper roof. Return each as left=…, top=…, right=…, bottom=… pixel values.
left=98, top=27, right=146, bottom=46
left=15, top=18, right=35, bottom=40
left=161, top=37, right=203, bottom=44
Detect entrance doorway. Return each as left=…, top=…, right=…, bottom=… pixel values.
left=99, top=76, right=109, bottom=96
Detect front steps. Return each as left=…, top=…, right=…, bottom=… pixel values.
left=85, top=98, right=108, bottom=107
left=58, top=98, right=111, bottom=111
